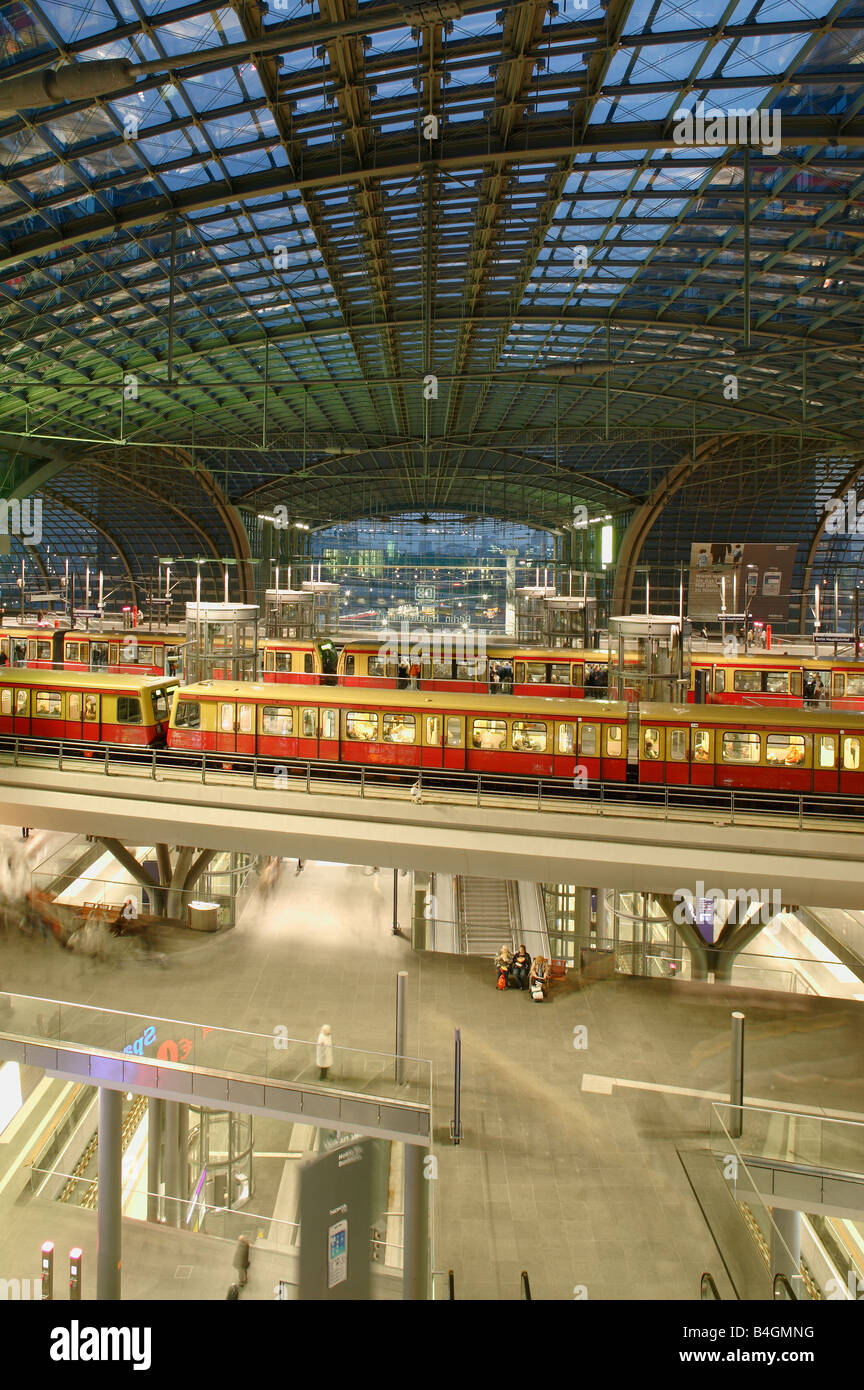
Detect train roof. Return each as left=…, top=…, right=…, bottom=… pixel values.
left=641, top=702, right=864, bottom=729
left=335, top=639, right=612, bottom=660
left=691, top=651, right=864, bottom=669
left=0, top=669, right=178, bottom=691
left=65, top=629, right=186, bottom=642
left=176, top=681, right=628, bottom=718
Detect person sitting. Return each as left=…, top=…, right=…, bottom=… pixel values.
left=112, top=896, right=138, bottom=936
left=511, top=943, right=532, bottom=991
left=529, top=956, right=550, bottom=998
left=495, top=946, right=512, bottom=988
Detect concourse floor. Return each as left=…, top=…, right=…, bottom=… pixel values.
left=0, top=830, right=861, bottom=1300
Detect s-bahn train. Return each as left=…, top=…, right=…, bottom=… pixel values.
left=5, top=667, right=864, bottom=800
left=0, top=625, right=185, bottom=677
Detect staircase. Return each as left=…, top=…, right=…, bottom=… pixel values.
left=456, top=876, right=519, bottom=957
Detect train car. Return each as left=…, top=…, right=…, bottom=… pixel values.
left=336, top=640, right=613, bottom=697
left=0, top=625, right=68, bottom=669
left=167, top=683, right=630, bottom=781
left=688, top=652, right=864, bottom=711
left=638, top=702, right=864, bottom=796
left=63, top=630, right=186, bottom=678
left=260, top=638, right=338, bottom=683
left=0, top=669, right=179, bottom=745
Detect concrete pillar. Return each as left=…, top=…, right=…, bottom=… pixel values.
left=595, top=887, right=608, bottom=938
left=770, top=1207, right=801, bottom=1291
left=96, top=1086, right=123, bottom=1300
left=572, top=887, right=591, bottom=939
left=164, top=1101, right=180, bottom=1227
left=146, top=1098, right=163, bottom=1223
left=177, top=1103, right=189, bottom=1203
left=402, top=1143, right=429, bottom=1301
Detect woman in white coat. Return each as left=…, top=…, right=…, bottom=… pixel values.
left=316, top=1024, right=334, bottom=1080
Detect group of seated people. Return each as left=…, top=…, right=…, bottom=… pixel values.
left=495, top=944, right=550, bottom=995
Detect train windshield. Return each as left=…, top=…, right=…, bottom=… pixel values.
left=152, top=689, right=171, bottom=721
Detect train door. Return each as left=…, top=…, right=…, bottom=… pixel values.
left=813, top=731, right=838, bottom=794
left=217, top=700, right=254, bottom=754
left=13, top=685, right=29, bottom=736
left=319, top=707, right=339, bottom=761
left=422, top=712, right=444, bottom=769
left=442, top=713, right=466, bottom=770
left=298, top=706, right=319, bottom=759
left=690, top=725, right=715, bottom=787
left=839, top=732, right=864, bottom=797
left=693, top=667, right=709, bottom=703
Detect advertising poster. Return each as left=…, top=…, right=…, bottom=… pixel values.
left=688, top=543, right=797, bottom=623
left=298, top=1136, right=374, bottom=1301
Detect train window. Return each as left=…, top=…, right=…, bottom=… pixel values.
left=264, top=649, right=274, bottom=672
left=605, top=725, right=623, bottom=758
left=343, top=655, right=355, bottom=677
left=346, top=712, right=378, bottom=742
left=525, top=662, right=546, bottom=685
left=118, top=697, right=142, bottom=725
left=69, top=693, right=81, bottom=720
left=765, top=673, right=788, bottom=694
left=445, top=716, right=463, bottom=748
left=15, top=689, right=27, bottom=715
left=136, top=646, right=154, bottom=666
left=304, top=654, right=314, bottom=675
left=425, top=715, right=441, bottom=746
left=368, top=658, right=389, bottom=678
left=431, top=661, right=450, bottom=680
left=549, top=664, right=570, bottom=686
left=579, top=724, right=597, bottom=756
left=274, top=651, right=293, bottom=673
left=91, top=643, right=108, bottom=668
left=714, top=669, right=725, bottom=693
left=66, top=642, right=82, bottom=662
left=843, top=736, right=861, bottom=771
left=84, top=696, right=98, bottom=721
left=472, top=718, right=506, bottom=751
left=571, top=664, right=584, bottom=686
left=693, top=730, right=711, bottom=762
left=35, top=691, right=62, bottom=717
left=766, top=734, right=805, bottom=766
left=36, top=641, right=51, bottom=661
left=239, top=704, right=253, bottom=734
left=557, top=723, right=574, bottom=754
left=384, top=713, right=416, bottom=745
left=722, top=731, right=761, bottom=763
left=262, top=706, right=293, bottom=736
left=669, top=729, right=688, bottom=761
left=457, top=660, right=483, bottom=681
left=733, top=671, right=761, bottom=693
left=152, top=690, right=170, bottom=721
left=220, top=703, right=234, bottom=733
left=512, top=721, right=547, bottom=753
left=26, top=641, right=35, bottom=660
left=0, top=689, right=11, bottom=715
left=845, top=674, right=864, bottom=697
left=643, top=727, right=661, bottom=760
left=175, top=701, right=201, bottom=729
left=818, top=735, right=836, bottom=769
left=833, top=672, right=844, bottom=698
left=302, top=708, right=317, bottom=737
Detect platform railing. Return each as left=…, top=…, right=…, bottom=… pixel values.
left=1, top=736, right=864, bottom=831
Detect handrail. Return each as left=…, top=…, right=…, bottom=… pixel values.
left=520, top=1269, right=532, bottom=1301
left=700, top=1271, right=722, bottom=1300
left=448, top=1270, right=455, bottom=1300
left=773, top=1272, right=798, bottom=1300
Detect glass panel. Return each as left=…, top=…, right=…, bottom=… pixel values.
left=36, top=641, right=51, bottom=660
left=91, top=643, right=108, bottom=667
left=845, top=673, right=864, bottom=697
left=549, top=664, right=570, bottom=685
left=346, top=712, right=378, bottom=741
left=714, top=669, right=725, bottom=693
left=264, top=649, right=274, bottom=671
left=445, top=716, right=463, bottom=748
left=818, top=735, right=836, bottom=769
left=152, top=690, right=169, bottom=721
left=238, top=705, right=253, bottom=734
left=722, top=731, right=761, bottom=763
left=579, top=723, right=597, bottom=755
left=275, top=651, right=292, bottom=672
left=136, top=646, right=154, bottom=665
left=35, top=691, right=62, bottom=716
left=643, top=727, right=661, bottom=759
left=471, top=718, right=507, bottom=750
left=431, top=661, right=450, bottom=680
left=425, top=715, right=441, bottom=745
left=456, top=660, right=483, bottom=680
left=733, top=670, right=761, bottom=692
left=669, top=728, right=687, bottom=761
left=322, top=709, right=338, bottom=739
left=525, top=662, right=546, bottom=684
left=512, top=720, right=547, bottom=753
left=694, top=729, right=711, bottom=762
left=605, top=725, right=623, bottom=757
left=557, top=723, right=574, bottom=754
left=344, top=655, right=355, bottom=676
left=571, top=663, right=583, bottom=685
left=843, top=736, right=860, bottom=770
left=383, top=713, right=416, bottom=744
left=0, top=688, right=11, bottom=715
left=68, top=692, right=81, bottom=721
left=84, top=695, right=98, bottom=721
left=118, top=697, right=142, bottom=725
left=766, top=733, right=805, bottom=766
left=368, top=657, right=389, bottom=678
left=15, top=689, right=28, bottom=714
left=220, top=703, right=234, bottom=732
left=304, top=654, right=314, bottom=674
left=302, top=708, right=317, bottom=737
left=262, top=706, right=293, bottom=736
left=764, top=672, right=788, bottom=694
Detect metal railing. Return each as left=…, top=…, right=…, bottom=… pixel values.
left=1, top=735, right=864, bottom=833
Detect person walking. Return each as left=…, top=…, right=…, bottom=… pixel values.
left=316, top=1024, right=334, bottom=1080
left=233, top=1234, right=251, bottom=1288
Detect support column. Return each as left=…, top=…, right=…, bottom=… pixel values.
left=402, top=1143, right=429, bottom=1301
left=572, top=887, right=591, bottom=939
left=146, top=1098, right=163, bottom=1223
left=770, top=1207, right=801, bottom=1290
left=595, top=887, right=608, bottom=938
left=96, top=1086, right=122, bottom=1300
left=164, top=1101, right=180, bottom=1227
left=177, top=1103, right=189, bottom=1204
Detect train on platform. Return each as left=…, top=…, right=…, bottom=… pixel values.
left=0, top=669, right=178, bottom=744
left=0, top=624, right=185, bottom=677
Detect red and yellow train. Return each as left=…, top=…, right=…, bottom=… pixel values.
left=0, top=669, right=177, bottom=744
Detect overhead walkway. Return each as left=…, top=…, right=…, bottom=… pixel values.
left=1, top=746, right=864, bottom=904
